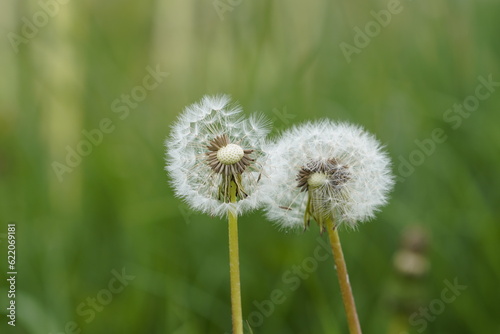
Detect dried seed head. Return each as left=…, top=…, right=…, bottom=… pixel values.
left=165, top=94, right=270, bottom=217
left=261, top=120, right=394, bottom=231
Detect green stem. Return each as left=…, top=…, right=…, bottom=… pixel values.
left=228, top=181, right=243, bottom=334
left=326, top=218, right=362, bottom=334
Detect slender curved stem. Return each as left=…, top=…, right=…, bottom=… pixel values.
left=228, top=181, right=243, bottom=334
left=326, top=218, right=362, bottom=334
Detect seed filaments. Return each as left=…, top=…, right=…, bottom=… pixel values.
left=296, top=159, right=350, bottom=232
left=206, top=134, right=254, bottom=203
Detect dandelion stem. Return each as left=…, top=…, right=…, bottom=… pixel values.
left=326, top=218, right=362, bottom=334
left=228, top=180, right=243, bottom=334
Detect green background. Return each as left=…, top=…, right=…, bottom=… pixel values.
left=1, top=0, right=499, bottom=333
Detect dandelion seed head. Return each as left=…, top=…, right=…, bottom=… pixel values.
left=262, top=120, right=394, bottom=231
left=166, top=95, right=270, bottom=217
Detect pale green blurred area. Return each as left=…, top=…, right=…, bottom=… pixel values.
left=1, top=0, right=499, bottom=333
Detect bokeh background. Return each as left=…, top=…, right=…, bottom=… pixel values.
left=1, top=0, right=499, bottom=333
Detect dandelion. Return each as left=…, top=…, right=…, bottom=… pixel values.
left=263, top=120, right=393, bottom=231
left=262, top=120, right=394, bottom=334
left=165, top=95, right=269, bottom=334
left=166, top=95, right=269, bottom=216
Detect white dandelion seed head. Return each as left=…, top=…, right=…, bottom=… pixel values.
left=165, top=95, right=271, bottom=217
left=262, top=120, right=394, bottom=231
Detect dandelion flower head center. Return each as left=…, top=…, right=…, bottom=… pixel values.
left=217, top=143, right=244, bottom=165
left=307, top=172, right=328, bottom=188
left=206, top=134, right=254, bottom=175
left=205, top=134, right=255, bottom=203
left=296, top=159, right=350, bottom=193
left=295, top=159, right=351, bottom=233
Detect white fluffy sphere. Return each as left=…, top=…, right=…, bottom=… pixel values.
left=262, top=120, right=394, bottom=230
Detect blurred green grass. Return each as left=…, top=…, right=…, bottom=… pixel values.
left=1, top=0, right=499, bottom=333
